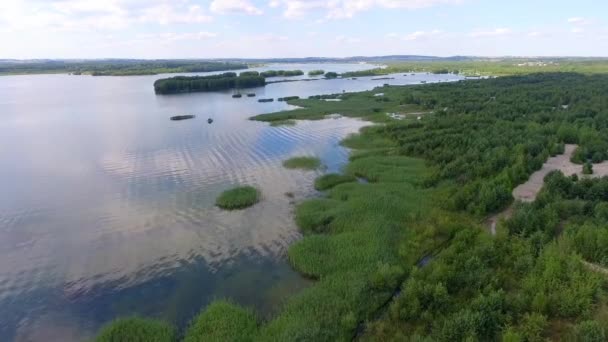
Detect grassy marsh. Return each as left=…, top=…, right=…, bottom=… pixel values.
left=96, top=317, right=176, bottom=342
left=215, top=186, right=260, bottom=210
left=183, top=301, right=258, bottom=342
left=314, top=173, right=357, bottom=191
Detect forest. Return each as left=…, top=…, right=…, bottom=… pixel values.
left=0, top=60, right=248, bottom=76
left=99, top=72, right=608, bottom=341
left=153, top=72, right=265, bottom=94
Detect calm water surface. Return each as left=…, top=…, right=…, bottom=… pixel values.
left=0, top=63, right=463, bottom=341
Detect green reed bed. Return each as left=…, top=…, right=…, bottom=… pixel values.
left=314, top=173, right=357, bottom=191
left=183, top=300, right=258, bottom=342
left=96, top=317, right=177, bottom=342
left=215, top=186, right=260, bottom=210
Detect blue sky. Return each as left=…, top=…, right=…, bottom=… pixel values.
left=1, top=0, right=607, bottom=59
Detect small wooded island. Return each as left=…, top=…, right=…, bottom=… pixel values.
left=154, top=72, right=266, bottom=94
left=153, top=70, right=310, bottom=95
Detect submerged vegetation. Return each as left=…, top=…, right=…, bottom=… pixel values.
left=282, top=156, right=321, bottom=170
left=99, top=71, right=608, bottom=341
left=215, top=186, right=260, bottom=210
left=0, top=60, right=247, bottom=76
left=154, top=73, right=265, bottom=94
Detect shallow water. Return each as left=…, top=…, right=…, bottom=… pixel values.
left=0, top=64, right=463, bottom=341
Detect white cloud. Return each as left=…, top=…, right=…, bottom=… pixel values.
left=470, top=28, right=512, bottom=37
left=403, top=29, right=443, bottom=41
left=139, top=4, right=212, bottom=25
left=210, top=0, right=263, bottom=15
left=567, top=17, right=589, bottom=25
left=270, top=0, right=462, bottom=19
left=0, top=0, right=213, bottom=32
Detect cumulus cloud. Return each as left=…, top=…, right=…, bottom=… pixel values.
left=0, top=0, right=213, bottom=32
left=269, top=0, right=462, bottom=19
left=210, top=0, right=263, bottom=15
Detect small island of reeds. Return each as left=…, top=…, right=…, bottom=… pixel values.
left=282, top=156, right=321, bottom=170
left=215, top=186, right=260, bottom=210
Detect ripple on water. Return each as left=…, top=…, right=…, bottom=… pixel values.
left=0, top=69, right=380, bottom=341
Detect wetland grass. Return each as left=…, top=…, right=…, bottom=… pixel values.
left=314, top=173, right=357, bottom=191
left=215, top=186, right=260, bottom=210
left=96, top=317, right=176, bottom=342
left=183, top=301, right=258, bottom=342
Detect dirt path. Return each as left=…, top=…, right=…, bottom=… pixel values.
left=582, top=260, right=608, bottom=277
left=486, top=144, right=608, bottom=234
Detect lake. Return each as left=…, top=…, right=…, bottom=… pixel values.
left=0, top=64, right=463, bottom=341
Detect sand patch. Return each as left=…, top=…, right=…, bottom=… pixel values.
left=487, top=144, right=608, bottom=234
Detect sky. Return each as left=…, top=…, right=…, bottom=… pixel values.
left=1, top=0, right=608, bottom=59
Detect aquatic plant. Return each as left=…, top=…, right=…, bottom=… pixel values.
left=183, top=300, right=258, bottom=342
left=215, top=186, right=260, bottom=210
left=282, top=156, right=321, bottom=170
left=96, top=317, right=176, bottom=342
left=314, top=173, right=357, bottom=191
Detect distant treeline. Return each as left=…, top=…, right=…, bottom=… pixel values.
left=154, top=72, right=265, bottom=94
left=0, top=60, right=248, bottom=76
left=260, top=70, right=304, bottom=77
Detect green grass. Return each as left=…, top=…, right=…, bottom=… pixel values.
left=314, top=173, right=357, bottom=191
left=96, top=317, right=176, bottom=342
left=282, top=156, right=321, bottom=170
left=215, top=186, right=260, bottom=210
left=184, top=300, right=258, bottom=342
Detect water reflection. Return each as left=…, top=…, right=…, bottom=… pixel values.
left=0, top=64, right=463, bottom=341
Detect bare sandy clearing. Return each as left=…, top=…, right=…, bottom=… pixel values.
left=487, top=144, right=608, bottom=234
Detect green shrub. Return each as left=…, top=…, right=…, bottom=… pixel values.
left=584, top=161, right=593, bottom=175
left=96, top=317, right=176, bottom=342
left=184, top=300, right=258, bottom=342
left=216, top=186, right=260, bottom=210
left=570, top=320, right=606, bottom=342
